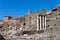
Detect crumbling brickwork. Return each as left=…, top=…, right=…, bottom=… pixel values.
left=0, top=5, right=60, bottom=40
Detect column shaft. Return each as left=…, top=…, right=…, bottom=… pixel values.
left=37, top=16, right=39, bottom=31
left=45, top=16, right=46, bottom=30
left=40, top=16, right=41, bottom=30
left=43, top=16, right=44, bottom=30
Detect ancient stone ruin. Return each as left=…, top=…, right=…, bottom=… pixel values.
left=0, top=5, right=60, bottom=40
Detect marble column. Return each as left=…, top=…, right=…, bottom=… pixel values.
left=40, top=16, right=41, bottom=30
left=37, top=16, right=39, bottom=31
left=43, top=16, right=44, bottom=30
left=45, top=16, right=46, bottom=30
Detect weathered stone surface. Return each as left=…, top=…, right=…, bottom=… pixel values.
left=0, top=5, right=60, bottom=40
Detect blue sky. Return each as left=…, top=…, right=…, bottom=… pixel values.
left=0, top=0, right=60, bottom=20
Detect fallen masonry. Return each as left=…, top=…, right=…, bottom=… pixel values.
left=0, top=5, right=60, bottom=40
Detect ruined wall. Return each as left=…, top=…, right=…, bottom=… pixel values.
left=0, top=6, right=60, bottom=40
left=46, top=7, right=60, bottom=40
left=24, top=10, right=46, bottom=31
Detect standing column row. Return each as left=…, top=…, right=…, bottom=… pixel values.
left=37, top=15, right=46, bottom=31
